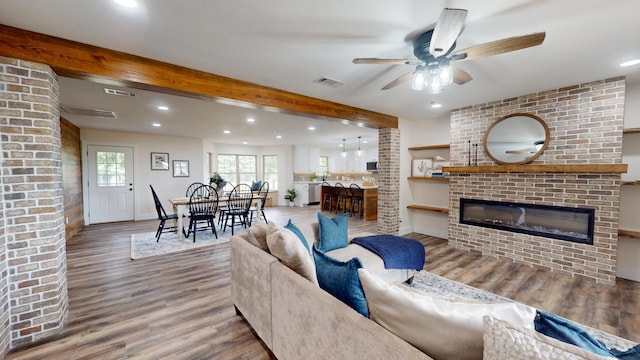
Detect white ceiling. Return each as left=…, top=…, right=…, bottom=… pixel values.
left=2, top=0, right=640, bottom=147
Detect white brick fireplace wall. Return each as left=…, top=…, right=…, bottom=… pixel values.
left=448, top=78, right=625, bottom=284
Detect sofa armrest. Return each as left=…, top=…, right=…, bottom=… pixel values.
left=230, top=234, right=278, bottom=348
left=270, top=262, right=433, bottom=360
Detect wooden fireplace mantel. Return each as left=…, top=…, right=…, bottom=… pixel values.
left=442, top=164, right=628, bottom=174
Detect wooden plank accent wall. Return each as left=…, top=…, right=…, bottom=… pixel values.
left=0, top=24, right=397, bottom=130
left=61, top=117, right=83, bottom=240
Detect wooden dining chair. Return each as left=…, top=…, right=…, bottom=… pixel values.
left=185, top=184, right=218, bottom=242
left=150, top=184, right=179, bottom=242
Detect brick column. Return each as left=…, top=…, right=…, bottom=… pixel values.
left=377, top=127, right=400, bottom=234
left=0, top=56, right=68, bottom=350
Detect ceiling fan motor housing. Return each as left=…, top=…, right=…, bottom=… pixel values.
left=413, top=30, right=455, bottom=66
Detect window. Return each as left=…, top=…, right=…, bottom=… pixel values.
left=96, top=151, right=126, bottom=187
left=217, top=154, right=257, bottom=186
left=319, top=156, right=329, bottom=175
left=263, top=155, right=278, bottom=190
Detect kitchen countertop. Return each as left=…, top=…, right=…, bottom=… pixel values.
left=293, top=181, right=378, bottom=189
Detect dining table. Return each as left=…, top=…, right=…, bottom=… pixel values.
left=169, top=194, right=264, bottom=241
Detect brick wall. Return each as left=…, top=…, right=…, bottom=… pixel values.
left=0, top=124, right=7, bottom=358
left=0, top=57, right=68, bottom=350
left=448, top=78, right=625, bottom=284
left=377, top=127, right=400, bottom=234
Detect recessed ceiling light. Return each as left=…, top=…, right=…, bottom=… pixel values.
left=363, top=140, right=368, bottom=144
left=242, top=141, right=248, bottom=145
left=357, top=122, right=364, bottom=127
left=152, top=123, right=161, bottom=127
left=308, top=126, right=316, bottom=131
left=276, top=135, right=282, bottom=139
left=114, top=0, right=137, bottom=8
left=621, top=59, right=640, bottom=67
left=157, top=106, right=169, bottom=111
left=224, top=130, right=231, bottom=134
left=431, top=102, right=442, bottom=108
left=341, top=120, right=350, bottom=125
left=247, top=117, right=255, bottom=123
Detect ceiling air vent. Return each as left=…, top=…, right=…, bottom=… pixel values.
left=104, top=88, right=136, bottom=97
left=61, top=106, right=117, bottom=119
left=313, top=77, right=344, bottom=88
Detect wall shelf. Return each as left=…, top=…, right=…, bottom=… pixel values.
left=621, top=181, right=640, bottom=186
left=407, top=176, right=449, bottom=181
left=407, top=204, right=449, bottom=214
left=623, top=128, right=640, bottom=134
left=408, top=144, right=450, bottom=151
left=619, top=229, right=640, bottom=240
left=443, top=164, right=628, bottom=174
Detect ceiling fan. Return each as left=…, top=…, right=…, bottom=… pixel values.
left=353, top=8, right=546, bottom=94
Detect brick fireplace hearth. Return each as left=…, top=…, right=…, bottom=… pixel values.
left=446, top=77, right=626, bottom=284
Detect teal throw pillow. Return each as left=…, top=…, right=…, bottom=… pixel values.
left=317, top=212, right=348, bottom=251
left=251, top=180, right=262, bottom=191
left=312, top=246, right=368, bottom=317
left=284, top=219, right=310, bottom=254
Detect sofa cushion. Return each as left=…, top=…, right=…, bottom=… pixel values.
left=313, top=246, right=368, bottom=317
left=284, top=219, right=311, bottom=254
left=246, top=221, right=272, bottom=252
left=267, top=225, right=318, bottom=285
left=317, top=212, right=348, bottom=252
left=483, top=316, right=613, bottom=360
left=358, top=268, right=537, bottom=360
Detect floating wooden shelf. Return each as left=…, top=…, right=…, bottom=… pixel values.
left=407, top=176, right=449, bottom=181
left=407, top=205, right=449, bottom=214
left=621, top=181, right=640, bottom=186
left=443, top=164, right=628, bottom=174
left=408, top=144, right=450, bottom=151
left=619, top=229, right=640, bottom=240
left=623, top=128, right=640, bottom=134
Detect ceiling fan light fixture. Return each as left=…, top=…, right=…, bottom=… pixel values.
left=412, top=71, right=426, bottom=91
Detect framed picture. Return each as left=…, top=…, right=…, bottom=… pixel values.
left=151, top=152, right=169, bottom=170
left=411, top=158, right=432, bottom=177
left=173, top=160, right=190, bottom=177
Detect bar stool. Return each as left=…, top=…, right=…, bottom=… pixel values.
left=334, top=182, right=348, bottom=214
left=321, top=182, right=334, bottom=212
left=349, top=183, right=364, bottom=219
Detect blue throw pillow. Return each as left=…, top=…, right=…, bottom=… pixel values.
left=312, top=246, right=368, bottom=317
left=284, top=219, right=310, bottom=254
left=251, top=180, right=262, bottom=191
left=535, top=310, right=640, bottom=359
left=317, top=212, right=348, bottom=251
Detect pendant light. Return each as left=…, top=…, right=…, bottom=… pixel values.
left=356, top=136, right=362, bottom=159
left=341, top=139, right=347, bottom=159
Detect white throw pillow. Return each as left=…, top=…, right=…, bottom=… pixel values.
left=246, top=221, right=273, bottom=252
left=358, top=269, right=537, bottom=360
left=267, top=226, right=318, bottom=286
left=483, top=316, right=613, bottom=360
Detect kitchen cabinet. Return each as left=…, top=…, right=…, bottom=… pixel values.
left=293, top=145, right=320, bottom=172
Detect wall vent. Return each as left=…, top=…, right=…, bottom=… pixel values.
left=104, top=88, right=136, bottom=97
left=61, top=106, right=117, bottom=119
left=313, top=77, right=344, bottom=88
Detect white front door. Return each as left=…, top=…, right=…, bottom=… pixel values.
left=87, top=145, right=135, bottom=223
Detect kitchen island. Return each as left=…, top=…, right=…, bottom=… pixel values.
left=320, top=182, right=378, bottom=221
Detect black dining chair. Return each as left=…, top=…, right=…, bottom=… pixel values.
left=185, top=184, right=218, bottom=242
left=185, top=182, right=204, bottom=197
left=222, top=183, right=253, bottom=235
left=249, top=181, right=269, bottom=224
left=150, top=184, right=179, bottom=242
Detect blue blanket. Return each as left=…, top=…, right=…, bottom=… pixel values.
left=351, top=235, right=425, bottom=270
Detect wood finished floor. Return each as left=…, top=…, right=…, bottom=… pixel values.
left=6, top=205, right=640, bottom=359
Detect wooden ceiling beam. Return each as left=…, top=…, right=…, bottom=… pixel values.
left=0, top=24, right=397, bottom=129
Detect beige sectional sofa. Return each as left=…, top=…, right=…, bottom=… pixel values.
left=231, top=221, right=637, bottom=360
left=230, top=223, right=431, bottom=360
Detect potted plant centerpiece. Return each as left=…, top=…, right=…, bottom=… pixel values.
left=209, top=172, right=227, bottom=193
left=286, top=187, right=297, bottom=207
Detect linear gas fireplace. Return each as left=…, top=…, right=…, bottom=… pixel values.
left=459, top=198, right=595, bottom=245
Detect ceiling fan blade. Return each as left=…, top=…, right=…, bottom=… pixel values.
left=451, top=32, right=546, bottom=61
left=381, top=71, right=415, bottom=90
left=452, top=67, right=473, bottom=85
left=353, top=58, right=422, bottom=65
left=429, top=8, right=468, bottom=58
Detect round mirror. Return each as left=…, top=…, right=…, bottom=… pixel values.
left=483, top=113, right=549, bottom=165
